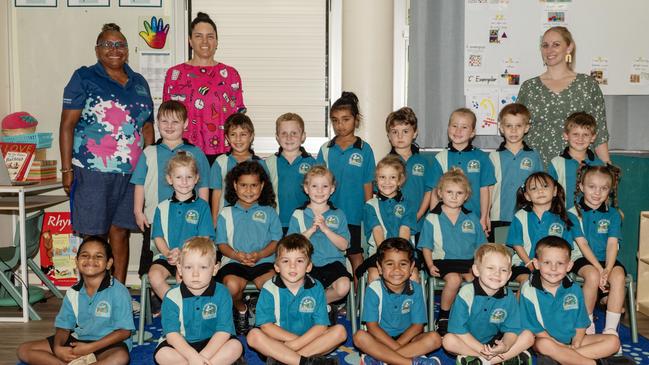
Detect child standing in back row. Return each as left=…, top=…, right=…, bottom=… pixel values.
left=316, top=91, right=375, bottom=279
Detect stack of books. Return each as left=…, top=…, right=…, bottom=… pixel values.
left=26, top=159, right=57, bottom=181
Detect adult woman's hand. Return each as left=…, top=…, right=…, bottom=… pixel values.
left=59, top=109, right=81, bottom=195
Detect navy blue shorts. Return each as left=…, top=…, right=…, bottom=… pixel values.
left=310, top=261, right=352, bottom=289
left=151, top=258, right=177, bottom=277
left=71, top=166, right=137, bottom=234
left=216, top=262, right=274, bottom=282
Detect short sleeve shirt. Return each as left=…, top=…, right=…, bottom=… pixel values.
left=548, top=148, right=605, bottom=209
left=517, top=74, right=609, bottom=167
left=63, top=62, right=154, bottom=173
left=569, top=200, right=622, bottom=261
left=435, top=145, right=496, bottom=215
left=361, top=279, right=427, bottom=337
left=55, top=273, right=135, bottom=350
left=448, top=281, right=522, bottom=344
left=216, top=202, right=282, bottom=265
left=489, top=143, right=543, bottom=222
left=418, top=203, right=487, bottom=260
left=161, top=279, right=235, bottom=342
left=255, top=275, right=329, bottom=336
left=316, top=137, right=376, bottom=225
left=364, top=193, right=417, bottom=255
left=151, top=193, right=215, bottom=255
left=520, top=272, right=591, bottom=344
left=507, top=209, right=583, bottom=265
left=163, top=62, right=245, bottom=155
left=268, top=149, right=316, bottom=227
left=208, top=154, right=269, bottom=190
left=287, top=206, right=350, bottom=266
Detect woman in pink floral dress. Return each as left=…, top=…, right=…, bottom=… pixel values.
left=163, top=12, right=246, bottom=163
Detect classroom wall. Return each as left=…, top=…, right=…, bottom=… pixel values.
left=0, top=2, right=10, bottom=117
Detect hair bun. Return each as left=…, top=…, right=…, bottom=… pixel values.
left=101, top=23, right=121, bottom=32
left=196, top=12, right=211, bottom=20
left=340, top=91, right=359, bottom=105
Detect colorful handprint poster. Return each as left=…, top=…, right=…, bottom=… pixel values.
left=138, top=16, right=170, bottom=50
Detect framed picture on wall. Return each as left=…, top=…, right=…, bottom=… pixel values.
left=15, top=0, right=57, bottom=7
left=119, top=0, right=161, bottom=7
left=68, top=0, right=109, bottom=6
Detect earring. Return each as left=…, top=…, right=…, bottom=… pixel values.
left=565, top=54, right=572, bottom=64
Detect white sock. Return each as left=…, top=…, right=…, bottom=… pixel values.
left=586, top=313, right=595, bottom=334
left=604, top=311, right=621, bottom=333
left=239, top=304, right=247, bottom=314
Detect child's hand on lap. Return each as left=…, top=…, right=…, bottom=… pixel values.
left=70, top=341, right=93, bottom=356
left=167, top=248, right=180, bottom=265
left=428, top=263, right=440, bottom=277
left=54, top=345, right=78, bottom=362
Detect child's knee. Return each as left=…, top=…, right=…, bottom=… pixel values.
left=333, top=277, right=351, bottom=296
left=581, top=267, right=600, bottom=284
left=424, top=331, right=442, bottom=349
left=444, top=274, right=462, bottom=287
left=353, top=330, right=371, bottom=347
left=16, top=342, right=31, bottom=361
left=441, top=333, right=460, bottom=348
left=609, top=269, right=625, bottom=286
left=533, top=337, right=556, bottom=355
left=246, top=328, right=263, bottom=347
left=330, top=324, right=348, bottom=342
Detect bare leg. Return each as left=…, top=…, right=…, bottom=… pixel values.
left=246, top=328, right=302, bottom=365
left=155, top=347, right=189, bottom=365
left=16, top=339, right=66, bottom=365
left=205, top=338, right=243, bottom=365
left=442, top=333, right=482, bottom=357
left=606, top=267, right=626, bottom=314
left=325, top=277, right=350, bottom=303
left=349, top=253, right=363, bottom=286
left=109, top=225, right=130, bottom=284
left=223, top=275, right=248, bottom=312
left=296, top=325, right=347, bottom=357
left=578, top=265, right=600, bottom=314
left=353, top=330, right=411, bottom=365
left=441, top=273, right=463, bottom=311
left=396, top=331, right=442, bottom=358
left=148, top=264, right=172, bottom=299
left=94, top=345, right=130, bottom=365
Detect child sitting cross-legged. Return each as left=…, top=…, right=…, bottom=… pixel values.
left=442, top=243, right=534, bottom=365
left=354, top=237, right=442, bottom=365
left=246, top=233, right=347, bottom=365
left=154, top=237, right=243, bottom=365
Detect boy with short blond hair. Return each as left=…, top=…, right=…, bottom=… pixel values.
left=354, top=237, right=442, bottom=365
left=520, top=236, right=625, bottom=365
left=246, top=234, right=346, bottom=365
left=548, top=112, right=605, bottom=209
left=266, top=113, right=316, bottom=235
left=155, top=237, right=243, bottom=365
left=443, top=243, right=534, bottom=364
left=435, top=108, right=496, bottom=235
left=489, top=103, right=543, bottom=237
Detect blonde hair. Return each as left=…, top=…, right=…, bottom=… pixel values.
left=166, top=151, right=198, bottom=176
left=543, top=26, right=576, bottom=69
left=275, top=113, right=305, bottom=135
left=376, top=155, right=406, bottom=182
left=437, top=168, right=472, bottom=200
left=303, top=165, right=335, bottom=187
left=180, top=237, right=217, bottom=265
left=449, top=108, right=477, bottom=129
left=474, top=243, right=511, bottom=265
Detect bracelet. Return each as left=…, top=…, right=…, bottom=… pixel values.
left=59, top=168, right=73, bottom=173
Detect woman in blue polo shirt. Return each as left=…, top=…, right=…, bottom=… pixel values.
left=59, top=23, right=154, bottom=283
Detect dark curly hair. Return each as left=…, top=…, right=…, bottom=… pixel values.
left=224, top=161, right=276, bottom=208
left=516, top=172, right=572, bottom=229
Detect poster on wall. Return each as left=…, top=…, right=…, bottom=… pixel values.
left=466, top=88, right=499, bottom=135
left=119, top=0, right=161, bottom=7
left=15, top=0, right=57, bottom=7
left=67, top=0, right=109, bottom=6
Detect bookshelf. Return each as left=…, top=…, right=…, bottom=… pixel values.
left=637, top=212, right=649, bottom=316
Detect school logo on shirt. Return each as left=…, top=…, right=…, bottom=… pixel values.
left=299, top=163, right=312, bottom=175
left=467, top=160, right=480, bottom=173
left=520, top=157, right=533, bottom=170
left=563, top=293, right=579, bottom=310
left=95, top=301, right=111, bottom=318
left=185, top=210, right=199, bottom=225
left=548, top=223, right=564, bottom=236
left=490, top=308, right=507, bottom=324
left=461, top=220, right=475, bottom=233
left=412, top=163, right=425, bottom=176
left=597, top=219, right=610, bottom=234
left=202, top=303, right=217, bottom=319
left=253, top=210, right=267, bottom=223
left=401, top=299, right=413, bottom=314
left=325, top=215, right=340, bottom=229
left=349, top=153, right=363, bottom=167
left=299, top=296, right=316, bottom=313
left=394, top=204, right=405, bottom=218
left=135, top=84, right=149, bottom=97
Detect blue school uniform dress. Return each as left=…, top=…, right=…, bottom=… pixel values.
left=418, top=203, right=486, bottom=260
left=315, top=137, right=375, bottom=227
left=448, top=281, right=522, bottom=344
left=255, top=275, right=330, bottom=335
left=209, top=153, right=269, bottom=211
left=287, top=205, right=350, bottom=267
left=130, top=140, right=211, bottom=222
left=151, top=192, right=215, bottom=258
left=520, top=271, right=591, bottom=344
left=265, top=147, right=316, bottom=228
left=55, top=273, right=135, bottom=350
left=435, top=143, right=496, bottom=215
left=361, top=279, right=427, bottom=337
left=548, top=148, right=605, bottom=209
left=364, top=191, right=417, bottom=255
left=390, top=146, right=443, bottom=232
left=568, top=199, right=622, bottom=262
left=216, top=202, right=283, bottom=265
left=506, top=208, right=583, bottom=266
left=488, top=142, right=543, bottom=223
left=160, top=278, right=235, bottom=344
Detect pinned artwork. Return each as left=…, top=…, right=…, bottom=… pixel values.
left=466, top=89, right=499, bottom=135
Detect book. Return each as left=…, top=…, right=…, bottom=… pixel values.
left=39, top=212, right=82, bottom=286
left=0, top=142, right=36, bottom=181
left=26, top=159, right=57, bottom=181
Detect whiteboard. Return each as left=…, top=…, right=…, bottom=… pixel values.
left=464, top=0, right=649, bottom=97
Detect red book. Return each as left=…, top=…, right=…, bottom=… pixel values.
left=0, top=142, right=36, bottom=181
left=39, top=212, right=82, bottom=287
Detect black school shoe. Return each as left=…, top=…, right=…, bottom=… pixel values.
left=536, top=354, right=560, bottom=365
left=234, top=308, right=251, bottom=335
left=302, top=355, right=339, bottom=365
left=435, top=318, right=448, bottom=337
left=598, top=355, right=637, bottom=365
left=327, top=305, right=337, bottom=325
